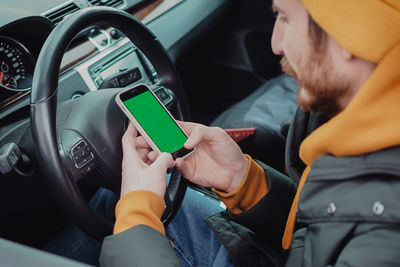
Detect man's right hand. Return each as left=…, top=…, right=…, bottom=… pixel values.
left=175, top=122, right=249, bottom=193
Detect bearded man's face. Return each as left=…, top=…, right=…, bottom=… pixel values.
left=271, top=0, right=351, bottom=117
left=281, top=53, right=349, bottom=117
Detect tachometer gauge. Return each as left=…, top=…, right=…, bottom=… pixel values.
left=0, top=36, right=35, bottom=92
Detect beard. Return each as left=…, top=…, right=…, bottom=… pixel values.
left=280, top=55, right=349, bottom=117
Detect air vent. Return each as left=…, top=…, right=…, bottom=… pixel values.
left=88, top=0, right=124, bottom=8
left=44, top=2, right=80, bottom=25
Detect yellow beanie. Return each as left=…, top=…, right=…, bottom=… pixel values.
left=302, top=0, right=400, bottom=63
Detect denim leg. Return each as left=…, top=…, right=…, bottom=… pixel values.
left=44, top=188, right=118, bottom=266
left=166, top=187, right=233, bottom=267
left=46, top=182, right=233, bottom=267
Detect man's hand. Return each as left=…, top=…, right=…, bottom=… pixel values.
left=120, top=124, right=175, bottom=198
left=174, top=122, right=249, bottom=193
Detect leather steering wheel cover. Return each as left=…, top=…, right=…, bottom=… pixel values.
left=30, top=7, right=188, bottom=239
left=31, top=7, right=190, bottom=117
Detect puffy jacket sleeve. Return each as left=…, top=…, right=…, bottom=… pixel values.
left=226, top=160, right=296, bottom=244
left=205, top=160, right=297, bottom=265
left=99, top=225, right=181, bottom=267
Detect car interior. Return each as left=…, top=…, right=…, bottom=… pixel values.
left=0, top=0, right=289, bottom=261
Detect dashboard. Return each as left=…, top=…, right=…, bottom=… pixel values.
left=0, top=0, right=161, bottom=115
left=0, top=0, right=228, bottom=120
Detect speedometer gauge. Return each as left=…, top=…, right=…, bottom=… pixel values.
left=0, top=36, right=35, bottom=92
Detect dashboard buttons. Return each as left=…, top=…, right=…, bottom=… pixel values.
left=71, top=140, right=86, bottom=153
left=154, top=87, right=173, bottom=106
left=97, top=67, right=142, bottom=89
left=118, top=67, right=142, bottom=87
left=110, top=29, right=121, bottom=40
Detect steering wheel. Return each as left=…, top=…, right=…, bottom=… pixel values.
left=30, top=7, right=189, bottom=240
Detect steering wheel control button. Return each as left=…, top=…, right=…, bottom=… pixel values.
left=0, top=143, right=21, bottom=174
left=71, top=140, right=94, bottom=169
left=83, top=165, right=94, bottom=174
left=71, top=140, right=86, bottom=154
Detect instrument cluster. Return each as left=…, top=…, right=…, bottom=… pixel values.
left=0, top=36, right=35, bottom=91
left=0, top=35, right=36, bottom=108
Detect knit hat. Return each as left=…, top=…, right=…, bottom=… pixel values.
left=302, top=0, right=400, bottom=63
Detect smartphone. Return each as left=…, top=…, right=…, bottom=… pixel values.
left=116, top=84, right=193, bottom=158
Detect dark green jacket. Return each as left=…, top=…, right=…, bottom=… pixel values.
left=99, top=109, right=400, bottom=266
left=284, top=145, right=400, bottom=267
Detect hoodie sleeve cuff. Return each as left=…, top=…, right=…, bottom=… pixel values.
left=212, top=155, right=269, bottom=214
left=114, top=190, right=166, bottom=235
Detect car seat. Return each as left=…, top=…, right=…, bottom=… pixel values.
left=210, top=74, right=298, bottom=172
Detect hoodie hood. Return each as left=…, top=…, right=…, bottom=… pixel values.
left=300, top=43, right=400, bottom=166
left=302, top=0, right=400, bottom=63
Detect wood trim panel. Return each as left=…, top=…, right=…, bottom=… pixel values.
left=129, top=0, right=164, bottom=21
left=0, top=91, right=30, bottom=110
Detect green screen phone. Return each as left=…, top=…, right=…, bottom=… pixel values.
left=116, top=84, right=192, bottom=157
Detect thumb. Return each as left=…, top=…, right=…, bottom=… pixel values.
left=152, top=152, right=175, bottom=170
left=184, top=125, right=208, bottom=149
left=177, top=121, right=201, bottom=136
left=175, top=157, right=194, bottom=180
left=185, top=125, right=222, bottom=149
left=122, top=123, right=138, bottom=151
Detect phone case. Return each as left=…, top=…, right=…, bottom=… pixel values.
left=115, top=83, right=188, bottom=155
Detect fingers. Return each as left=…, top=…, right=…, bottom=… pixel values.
left=175, top=157, right=193, bottom=179
left=148, top=151, right=158, bottom=162
left=122, top=123, right=144, bottom=167
left=126, top=123, right=138, bottom=137
left=123, top=123, right=150, bottom=150
left=152, top=152, right=175, bottom=170
left=178, top=121, right=221, bottom=150
left=183, top=125, right=205, bottom=149
left=122, top=123, right=138, bottom=150
left=136, top=134, right=152, bottom=162
left=177, top=121, right=204, bottom=136
left=184, top=125, right=223, bottom=149
left=136, top=136, right=150, bottom=149
left=137, top=147, right=151, bottom=162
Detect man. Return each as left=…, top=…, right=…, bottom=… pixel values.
left=100, top=0, right=400, bottom=266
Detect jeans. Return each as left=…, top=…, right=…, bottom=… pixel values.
left=166, top=188, right=232, bottom=267
left=44, top=188, right=118, bottom=265
left=45, top=186, right=232, bottom=267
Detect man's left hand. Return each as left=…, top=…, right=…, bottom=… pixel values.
left=120, top=123, right=175, bottom=198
